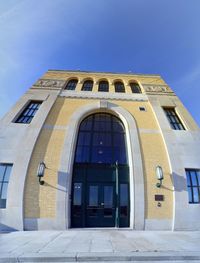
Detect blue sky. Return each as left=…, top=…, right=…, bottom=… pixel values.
left=0, top=0, right=200, bottom=126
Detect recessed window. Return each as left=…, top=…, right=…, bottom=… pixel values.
left=186, top=169, right=200, bottom=204
left=98, top=81, right=109, bottom=92
left=0, top=164, right=13, bottom=208
left=163, top=107, right=185, bottom=130
left=114, top=81, right=125, bottom=93
left=82, top=80, right=93, bottom=91
left=130, top=83, right=141, bottom=93
left=65, top=79, right=78, bottom=90
left=15, top=101, right=42, bottom=124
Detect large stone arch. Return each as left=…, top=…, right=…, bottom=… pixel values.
left=56, top=100, right=144, bottom=230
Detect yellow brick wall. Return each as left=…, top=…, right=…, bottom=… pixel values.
left=140, top=133, right=173, bottom=219
left=24, top=129, right=65, bottom=218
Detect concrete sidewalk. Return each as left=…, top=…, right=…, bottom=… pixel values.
left=0, top=229, right=200, bottom=262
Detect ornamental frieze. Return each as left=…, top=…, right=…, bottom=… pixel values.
left=34, top=79, right=66, bottom=88
left=143, top=85, right=172, bottom=93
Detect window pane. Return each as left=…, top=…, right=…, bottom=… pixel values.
left=93, top=133, right=111, bottom=146
left=104, top=186, right=113, bottom=208
left=66, top=80, right=78, bottom=90
left=120, top=184, right=128, bottom=217
left=4, top=165, right=12, bottom=181
left=91, top=146, right=112, bottom=164
left=73, top=183, right=82, bottom=205
left=186, top=171, right=191, bottom=186
left=0, top=166, right=6, bottom=181
left=99, top=81, right=109, bottom=92
left=113, top=121, right=124, bottom=132
left=130, top=83, right=141, bottom=93
left=190, top=171, right=198, bottom=186
left=82, top=81, right=93, bottom=91
left=80, top=119, right=92, bottom=131
left=1, top=183, right=8, bottom=199
left=78, top=132, right=91, bottom=146
left=113, top=146, right=127, bottom=164
left=89, top=186, right=98, bottom=206
left=188, top=187, right=193, bottom=203
left=75, top=146, right=90, bottom=163
left=193, top=188, right=199, bottom=203
left=113, top=133, right=125, bottom=146
left=94, top=121, right=111, bottom=131
left=115, top=82, right=125, bottom=93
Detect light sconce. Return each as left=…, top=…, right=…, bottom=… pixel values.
left=156, top=165, right=164, bottom=188
left=37, top=162, right=46, bottom=185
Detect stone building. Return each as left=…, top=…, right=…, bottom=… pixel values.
left=0, top=70, right=200, bottom=231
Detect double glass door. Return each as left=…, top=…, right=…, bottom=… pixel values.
left=86, top=183, right=115, bottom=227
left=71, top=164, right=130, bottom=228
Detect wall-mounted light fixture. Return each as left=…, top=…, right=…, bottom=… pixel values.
left=156, top=165, right=164, bottom=188
left=37, top=162, right=46, bottom=185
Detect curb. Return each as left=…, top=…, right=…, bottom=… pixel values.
left=0, top=251, right=200, bottom=262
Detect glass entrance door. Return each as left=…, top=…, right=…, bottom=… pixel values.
left=86, top=183, right=115, bottom=227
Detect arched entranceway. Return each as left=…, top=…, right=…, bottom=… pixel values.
left=57, top=101, right=144, bottom=230
left=71, top=113, right=130, bottom=227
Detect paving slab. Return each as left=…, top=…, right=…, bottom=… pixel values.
left=0, top=230, right=200, bottom=262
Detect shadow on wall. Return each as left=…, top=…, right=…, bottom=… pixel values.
left=44, top=171, right=68, bottom=193
left=0, top=223, right=18, bottom=232
left=24, top=98, right=66, bottom=220
left=170, top=172, right=187, bottom=192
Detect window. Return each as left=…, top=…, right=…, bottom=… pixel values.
left=65, top=79, right=78, bottom=90
left=130, top=83, right=141, bottom=93
left=163, top=107, right=185, bottom=130
left=139, top=107, right=146, bottom=111
left=114, top=81, right=125, bottom=93
left=15, top=101, right=42, bottom=124
left=186, top=169, right=200, bottom=203
left=0, top=164, right=12, bottom=208
left=81, top=80, right=93, bottom=91
left=98, top=81, right=109, bottom=92
left=75, top=113, right=128, bottom=165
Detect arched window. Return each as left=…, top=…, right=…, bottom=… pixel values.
left=74, top=113, right=127, bottom=164
left=72, top=113, right=130, bottom=228
left=81, top=80, right=93, bottom=91
left=130, top=83, right=141, bottom=93
left=98, top=81, right=109, bottom=92
left=114, top=81, right=125, bottom=93
left=65, top=79, right=78, bottom=90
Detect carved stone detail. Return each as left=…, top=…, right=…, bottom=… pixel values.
left=34, top=79, right=66, bottom=88
left=143, top=85, right=171, bottom=93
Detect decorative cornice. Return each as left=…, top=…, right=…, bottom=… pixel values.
left=47, top=69, right=162, bottom=78
left=60, top=90, right=148, bottom=101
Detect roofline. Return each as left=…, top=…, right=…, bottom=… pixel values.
left=47, top=69, right=162, bottom=78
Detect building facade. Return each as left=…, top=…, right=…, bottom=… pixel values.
left=0, top=70, right=200, bottom=231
